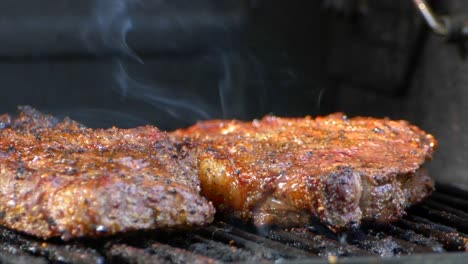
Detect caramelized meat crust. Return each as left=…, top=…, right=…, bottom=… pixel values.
left=0, top=107, right=214, bottom=240
left=0, top=105, right=85, bottom=132
left=172, top=114, right=437, bottom=231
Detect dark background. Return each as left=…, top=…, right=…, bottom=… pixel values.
left=0, top=0, right=466, bottom=187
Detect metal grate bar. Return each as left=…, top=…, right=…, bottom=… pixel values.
left=407, top=215, right=463, bottom=234
left=0, top=227, right=104, bottom=264
left=199, top=227, right=292, bottom=261
left=343, top=227, right=435, bottom=256
left=430, top=193, right=468, bottom=213
left=395, top=218, right=468, bottom=251
left=426, top=199, right=468, bottom=219
left=200, top=223, right=317, bottom=260
left=105, top=242, right=218, bottom=264
left=366, top=223, right=445, bottom=252
left=411, top=205, right=468, bottom=234
left=146, top=242, right=219, bottom=264
left=435, top=183, right=468, bottom=199
left=412, top=205, right=468, bottom=233
left=269, top=228, right=376, bottom=257
left=0, top=246, right=47, bottom=264
left=106, top=244, right=170, bottom=264
left=189, top=235, right=267, bottom=262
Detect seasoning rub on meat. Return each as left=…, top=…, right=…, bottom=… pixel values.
left=172, top=113, right=436, bottom=231
left=0, top=106, right=214, bottom=240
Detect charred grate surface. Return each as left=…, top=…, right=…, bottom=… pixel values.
left=0, top=182, right=468, bottom=263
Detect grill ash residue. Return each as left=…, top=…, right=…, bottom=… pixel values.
left=189, top=240, right=265, bottom=263
left=367, top=223, right=445, bottom=253
left=360, top=236, right=402, bottom=257
left=343, top=228, right=419, bottom=256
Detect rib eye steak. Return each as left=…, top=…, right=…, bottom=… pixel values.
left=172, top=113, right=436, bottom=231
left=0, top=107, right=214, bottom=240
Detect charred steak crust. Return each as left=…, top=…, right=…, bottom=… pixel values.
left=172, top=113, right=437, bottom=231
left=0, top=105, right=85, bottom=132
left=0, top=107, right=214, bottom=240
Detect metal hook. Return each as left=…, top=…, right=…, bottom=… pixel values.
left=412, top=0, right=468, bottom=42
left=412, top=0, right=447, bottom=36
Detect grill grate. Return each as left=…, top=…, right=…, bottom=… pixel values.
left=1, top=183, right=468, bottom=263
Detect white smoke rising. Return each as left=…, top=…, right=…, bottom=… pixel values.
left=83, top=0, right=215, bottom=124
left=83, top=0, right=145, bottom=62
left=85, top=0, right=260, bottom=124
left=218, top=52, right=233, bottom=119
left=218, top=51, right=249, bottom=119
left=114, top=60, right=214, bottom=122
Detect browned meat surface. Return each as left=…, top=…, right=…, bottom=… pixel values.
left=172, top=114, right=437, bottom=231
left=0, top=107, right=214, bottom=240
left=0, top=105, right=84, bottom=132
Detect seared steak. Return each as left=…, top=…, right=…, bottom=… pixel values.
left=0, top=107, right=214, bottom=240
left=172, top=114, right=436, bottom=231
left=0, top=105, right=85, bottom=133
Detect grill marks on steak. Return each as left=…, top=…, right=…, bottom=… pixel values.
left=172, top=113, right=437, bottom=231
left=0, top=107, right=214, bottom=240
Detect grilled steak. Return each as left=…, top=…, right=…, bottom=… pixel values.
left=0, top=107, right=214, bottom=240
left=0, top=105, right=85, bottom=133
left=172, top=114, right=436, bottom=231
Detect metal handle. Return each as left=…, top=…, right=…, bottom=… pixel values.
left=412, top=0, right=468, bottom=41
